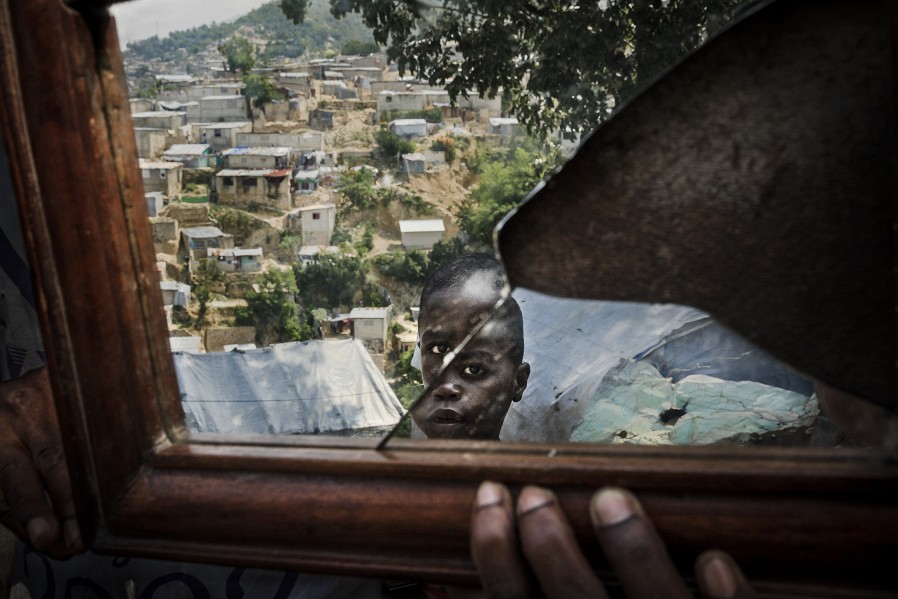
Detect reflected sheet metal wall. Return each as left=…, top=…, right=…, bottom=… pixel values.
left=503, top=290, right=819, bottom=445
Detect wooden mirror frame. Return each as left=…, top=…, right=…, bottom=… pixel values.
left=2, top=0, right=897, bottom=595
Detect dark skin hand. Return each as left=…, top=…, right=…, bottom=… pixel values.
left=469, top=481, right=756, bottom=599
left=0, top=365, right=83, bottom=558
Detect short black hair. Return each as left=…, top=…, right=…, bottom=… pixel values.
left=420, top=253, right=525, bottom=364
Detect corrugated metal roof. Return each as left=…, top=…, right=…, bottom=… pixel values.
left=390, top=118, right=427, bottom=126
left=160, top=281, right=191, bottom=292
left=216, top=169, right=278, bottom=177
left=181, top=226, right=226, bottom=238
left=399, top=219, right=445, bottom=233
left=222, top=146, right=291, bottom=156
left=489, top=117, right=519, bottom=126
left=200, top=94, right=244, bottom=101
left=132, top=111, right=185, bottom=118
left=401, top=153, right=426, bottom=161
left=294, top=170, right=320, bottom=180
left=298, top=202, right=335, bottom=211
left=195, top=121, right=251, bottom=129
left=155, top=74, right=196, bottom=83
left=349, top=307, right=390, bottom=319
left=139, top=159, right=182, bottom=169
left=164, top=144, right=211, bottom=155
left=207, top=247, right=263, bottom=257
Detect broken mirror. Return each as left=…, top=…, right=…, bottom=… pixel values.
left=109, top=0, right=895, bottom=449
left=379, top=0, right=898, bottom=451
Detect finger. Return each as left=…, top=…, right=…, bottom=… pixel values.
left=25, top=420, right=82, bottom=553
left=0, top=440, right=61, bottom=553
left=696, top=550, right=758, bottom=599
left=5, top=367, right=83, bottom=556
left=470, top=481, right=533, bottom=599
left=516, top=486, right=608, bottom=599
left=590, top=487, right=691, bottom=599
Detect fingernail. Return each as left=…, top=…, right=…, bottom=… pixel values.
left=64, top=518, right=82, bottom=550
left=591, top=487, right=637, bottom=527
left=701, top=554, right=738, bottom=598
left=476, top=481, right=503, bottom=507
left=26, top=517, right=52, bottom=548
left=517, top=485, right=554, bottom=515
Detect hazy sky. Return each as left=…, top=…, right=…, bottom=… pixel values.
left=110, top=0, right=271, bottom=45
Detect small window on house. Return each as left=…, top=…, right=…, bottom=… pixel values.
left=385, top=96, right=392, bottom=103
left=312, top=212, right=321, bottom=220
left=244, top=177, right=258, bottom=187
left=214, top=129, right=222, bottom=138
left=223, top=177, right=233, bottom=186
left=159, top=171, right=166, bottom=179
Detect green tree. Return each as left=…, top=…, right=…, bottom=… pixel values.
left=279, top=0, right=310, bottom=24
left=281, top=0, right=749, bottom=137
left=342, top=39, right=380, bottom=56
left=192, top=258, right=223, bottom=329
left=457, top=141, right=564, bottom=247
left=236, top=269, right=311, bottom=345
left=431, top=137, right=456, bottom=163
left=427, top=237, right=466, bottom=274
left=294, top=254, right=383, bottom=309
left=374, top=127, right=414, bottom=159
left=218, top=36, right=255, bottom=74
left=372, top=250, right=430, bottom=284
left=244, top=73, right=284, bottom=106
left=355, top=223, right=376, bottom=256
left=337, top=167, right=378, bottom=210
left=212, top=207, right=258, bottom=245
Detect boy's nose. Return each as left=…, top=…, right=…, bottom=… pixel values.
left=432, top=379, right=461, bottom=400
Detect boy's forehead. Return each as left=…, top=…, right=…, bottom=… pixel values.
left=421, top=291, right=500, bottom=328
left=422, top=271, right=502, bottom=313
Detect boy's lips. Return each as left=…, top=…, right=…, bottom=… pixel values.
left=429, top=408, right=464, bottom=423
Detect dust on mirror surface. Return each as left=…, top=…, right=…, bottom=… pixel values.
left=110, top=0, right=881, bottom=448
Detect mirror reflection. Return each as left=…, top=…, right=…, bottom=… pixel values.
left=389, top=284, right=865, bottom=447
left=110, top=0, right=888, bottom=447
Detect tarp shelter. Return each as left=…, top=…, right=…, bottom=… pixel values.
left=174, top=339, right=405, bottom=436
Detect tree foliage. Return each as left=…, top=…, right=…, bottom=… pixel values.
left=212, top=207, right=258, bottom=245
left=218, top=36, right=255, bottom=74
left=126, top=0, right=375, bottom=66
left=374, top=127, right=414, bottom=158
left=337, top=167, right=379, bottom=210
left=236, top=269, right=312, bottom=345
left=282, top=0, right=749, bottom=137
left=342, top=39, right=381, bottom=55
left=457, top=141, right=564, bottom=247
left=244, top=73, right=285, bottom=106
left=294, top=254, right=384, bottom=309
left=372, top=250, right=430, bottom=284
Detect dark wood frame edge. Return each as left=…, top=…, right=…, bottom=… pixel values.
left=1, top=0, right=896, bottom=595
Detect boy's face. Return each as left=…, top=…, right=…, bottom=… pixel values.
left=412, top=284, right=529, bottom=440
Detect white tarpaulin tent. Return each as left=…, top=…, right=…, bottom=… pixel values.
left=501, top=288, right=815, bottom=443
left=174, top=338, right=404, bottom=436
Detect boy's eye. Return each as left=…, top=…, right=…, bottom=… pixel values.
left=430, top=343, right=450, bottom=355
left=462, top=365, right=484, bottom=376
